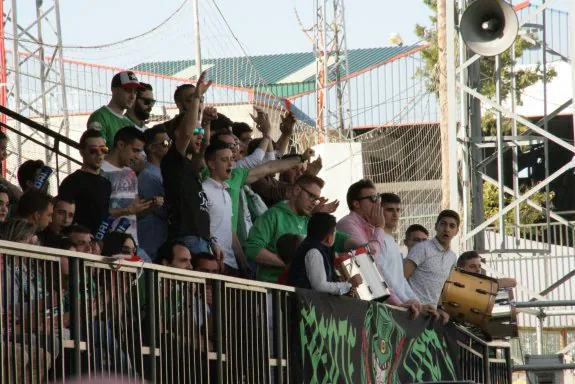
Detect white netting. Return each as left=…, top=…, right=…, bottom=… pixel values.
left=2, top=0, right=313, bottom=193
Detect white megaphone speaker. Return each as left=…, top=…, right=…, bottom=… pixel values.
left=460, top=0, right=519, bottom=56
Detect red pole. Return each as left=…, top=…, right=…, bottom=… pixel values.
left=0, top=1, right=7, bottom=177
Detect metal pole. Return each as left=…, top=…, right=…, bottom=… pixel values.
left=458, top=0, right=471, bottom=248
left=570, top=0, right=575, bottom=144
left=53, top=0, right=72, bottom=175
left=35, top=0, right=51, bottom=167
left=541, top=1, right=552, bottom=291
left=495, top=55, right=506, bottom=247
left=193, top=0, right=202, bottom=79
left=510, top=41, right=521, bottom=245
left=536, top=312, right=544, bottom=354
left=322, top=0, right=329, bottom=140
left=273, top=291, right=283, bottom=384
left=70, top=257, right=82, bottom=376
left=144, top=270, right=157, bottom=381
left=213, top=280, right=224, bottom=382
left=446, top=0, right=459, bottom=251
left=483, top=342, right=491, bottom=384
left=339, top=0, right=353, bottom=139
left=513, top=363, right=575, bottom=371
left=10, top=0, right=23, bottom=171
left=469, top=59, right=485, bottom=250
left=515, top=300, right=575, bottom=308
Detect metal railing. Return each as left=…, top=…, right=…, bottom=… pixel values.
left=0, top=239, right=511, bottom=383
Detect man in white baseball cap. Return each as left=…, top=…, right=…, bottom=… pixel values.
left=87, top=71, right=142, bottom=147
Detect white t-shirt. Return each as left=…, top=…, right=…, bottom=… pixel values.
left=406, top=237, right=457, bottom=306
left=100, top=161, right=139, bottom=240
left=202, top=177, right=236, bottom=269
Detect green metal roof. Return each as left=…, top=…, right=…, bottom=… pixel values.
left=132, top=44, right=421, bottom=96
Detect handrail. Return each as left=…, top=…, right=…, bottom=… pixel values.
left=0, top=121, right=81, bottom=166
left=0, top=104, right=79, bottom=150
left=0, top=238, right=511, bottom=383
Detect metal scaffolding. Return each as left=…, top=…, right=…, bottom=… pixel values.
left=313, top=0, right=354, bottom=140
left=1, top=0, right=70, bottom=173
left=449, top=0, right=575, bottom=355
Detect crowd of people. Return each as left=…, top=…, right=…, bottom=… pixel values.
left=0, top=70, right=513, bottom=377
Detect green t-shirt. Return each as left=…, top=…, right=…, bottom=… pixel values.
left=201, top=168, right=250, bottom=232
left=245, top=201, right=351, bottom=282
left=87, top=106, right=133, bottom=147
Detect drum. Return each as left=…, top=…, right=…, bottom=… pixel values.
left=441, top=268, right=498, bottom=327
left=484, top=289, right=518, bottom=339
left=334, top=246, right=391, bottom=302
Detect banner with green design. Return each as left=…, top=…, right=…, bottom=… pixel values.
left=291, top=289, right=460, bottom=384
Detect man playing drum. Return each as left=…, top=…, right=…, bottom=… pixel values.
left=457, top=251, right=517, bottom=289
left=404, top=210, right=461, bottom=324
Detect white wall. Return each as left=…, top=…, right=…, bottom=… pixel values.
left=315, top=142, right=364, bottom=220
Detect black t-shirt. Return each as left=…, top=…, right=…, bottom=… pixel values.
left=37, top=227, right=62, bottom=248
left=161, top=145, right=210, bottom=240
left=58, top=170, right=112, bottom=235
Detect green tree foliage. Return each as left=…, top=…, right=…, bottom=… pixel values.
left=483, top=183, right=553, bottom=233
left=414, top=0, right=557, bottom=228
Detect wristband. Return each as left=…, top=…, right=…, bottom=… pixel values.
left=209, top=237, right=218, bottom=245
left=299, top=154, right=308, bottom=163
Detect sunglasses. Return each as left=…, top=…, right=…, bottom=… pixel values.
left=152, top=139, right=172, bottom=148
left=357, top=195, right=381, bottom=203
left=138, top=97, right=156, bottom=106
left=194, top=127, right=205, bottom=136
left=87, top=145, right=109, bottom=155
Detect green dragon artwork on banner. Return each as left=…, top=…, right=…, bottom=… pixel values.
left=293, top=290, right=459, bottom=383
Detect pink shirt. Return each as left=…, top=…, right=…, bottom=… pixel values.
left=336, top=211, right=402, bottom=305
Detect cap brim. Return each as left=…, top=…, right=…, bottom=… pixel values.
left=121, top=83, right=142, bottom=89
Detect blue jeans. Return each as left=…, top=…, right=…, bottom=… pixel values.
left=175, top=235, right=210, bottom=255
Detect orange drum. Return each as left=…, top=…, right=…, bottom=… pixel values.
left=441, top=268, right=498, bottom=327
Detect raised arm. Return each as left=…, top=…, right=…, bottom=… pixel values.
left=276, top=111, right=296, bottom=156
left=245, top=149, right=312, bottom=185
left=174, top=71, right=212, bottom=157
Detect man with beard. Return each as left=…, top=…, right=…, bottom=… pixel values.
left=126, top=82, right=155, bottom=174
left=126, top=83, right=154, bottom=131
left=58, top=130, right=112, bottom=234
left=87, top=71, right=141, bottom=146
left=153, top=83, right=216, bottom=162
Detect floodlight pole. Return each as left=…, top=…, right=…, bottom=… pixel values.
left=570, top=0, right=575, bottom=141
left=193, top=0, right=202, bottom=79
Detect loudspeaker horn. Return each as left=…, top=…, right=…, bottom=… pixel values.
left=460, top=0, right=519, bottom=56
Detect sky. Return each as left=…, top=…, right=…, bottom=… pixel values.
left=16, top=0, right=435, bottom=68
left=15, top=0, right=570, bottom=69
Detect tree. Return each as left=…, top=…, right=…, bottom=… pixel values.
left=415, top=0, right=557, bottom=229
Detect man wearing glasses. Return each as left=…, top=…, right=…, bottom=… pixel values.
left=246, top=174, right=357, bottom=283
left=138, top=126, right=171, bottom=258
left=126, top=82, right=155, bottom=131
left=337, top=183, right=421, bottom=315
left=58, top=130, right=112, bottom=235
